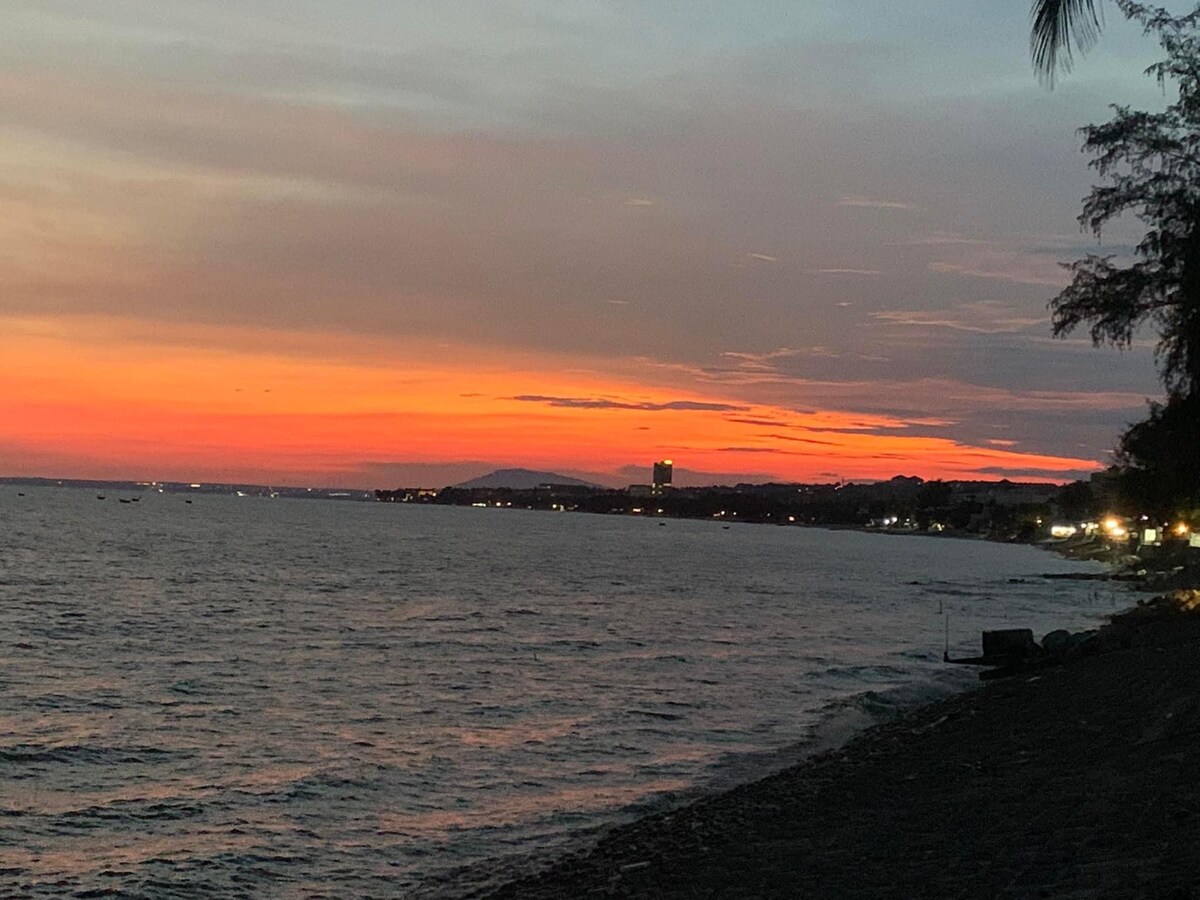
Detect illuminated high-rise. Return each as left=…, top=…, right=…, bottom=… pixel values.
left=652, top=459, right=673, bottom=491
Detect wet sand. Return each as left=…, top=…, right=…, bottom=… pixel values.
left=479, top=596, right=1200, bottom=899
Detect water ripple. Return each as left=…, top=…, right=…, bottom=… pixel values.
left=0, top=485, right=1122, bottom=895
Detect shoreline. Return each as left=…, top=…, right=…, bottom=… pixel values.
left=407, top=536, right=1123, bottom=897
left=2, top=481, right=1155, bottom=573
left=469, top=593, right=1200, bottom=898
left=416, top=671, right=979, bottom=900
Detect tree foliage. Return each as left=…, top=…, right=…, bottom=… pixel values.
left=1048, top=4, right=1200, bottom=513
left=1050, top=2, right=1200, bottom=398
left=1055, top=478, right=1098, bottom=518
left=1114, top=392, right=1200, bottom=515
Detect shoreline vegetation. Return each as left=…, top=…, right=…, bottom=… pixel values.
left=465, top=591, right=1200, bottom=899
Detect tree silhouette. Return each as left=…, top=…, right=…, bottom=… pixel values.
left=1115, top=393, right=1200, bottom=516
left=1050, top=4, right=1200, bottom=397
left=1050, top=4, right=1200, bottom=514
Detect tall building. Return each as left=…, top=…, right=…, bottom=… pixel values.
left=652, top=459, right=673, bottom=491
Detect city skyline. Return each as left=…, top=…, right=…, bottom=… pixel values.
left=1, top=2, right=1178, bottom=487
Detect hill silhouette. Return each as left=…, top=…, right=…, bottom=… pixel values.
left=453, top=468, right=601, bottom=490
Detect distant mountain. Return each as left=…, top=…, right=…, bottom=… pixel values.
left=453, top=468, right=601, bottom=490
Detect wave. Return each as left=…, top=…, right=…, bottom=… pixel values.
left=0, top=744, right=177, bottom=765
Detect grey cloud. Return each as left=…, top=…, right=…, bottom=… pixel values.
left=0, top=66, right=1124, bottom=375
left=510, top=395, right=748, bottom=412
left=764, top=433, right=841, bottom=446
left=724, top=416, right=795, bottom=427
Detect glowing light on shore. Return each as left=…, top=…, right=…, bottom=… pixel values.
left=1100, top=516, right=1129, bottom=540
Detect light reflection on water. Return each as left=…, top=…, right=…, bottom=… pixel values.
left=0, top=486, right=1119, bottom=895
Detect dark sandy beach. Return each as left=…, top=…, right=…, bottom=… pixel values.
left=478, top=593, right=1200, bottom=899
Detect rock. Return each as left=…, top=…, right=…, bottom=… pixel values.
left=982, top=629, right=1039, bottom=660
left=1041, top=629, right=1072, bottom=654
left=1067, top=630, right=1097, bottom=650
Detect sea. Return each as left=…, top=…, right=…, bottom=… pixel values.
left=0, top=485, right=1123, bottom=897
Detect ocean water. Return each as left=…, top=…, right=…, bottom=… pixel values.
left=0, top=486, right=1121, bottom=897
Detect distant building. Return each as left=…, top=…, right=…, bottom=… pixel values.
left=652, top=459, right=673, bottom=492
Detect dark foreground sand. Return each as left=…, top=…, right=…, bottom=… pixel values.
left=481, top=595, right=1200, bottom=899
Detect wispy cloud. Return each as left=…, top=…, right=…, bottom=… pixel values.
left=624, top=197, right=655, bottom=206
left=836, top=196, right=914, bottom=210
left=871, top=301, right=1044, bottom=335
left=719, top=345, right=858, bottom=368
left=928, top=261, right=1066, bottom=287
left=888, top=232, right=992, bottom=247
left=720, top=348, right=805, bottom=370
left=510, top=395, right=748, bottom=412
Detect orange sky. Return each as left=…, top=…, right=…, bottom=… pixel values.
left=1, top=314, right=1101, bottom=487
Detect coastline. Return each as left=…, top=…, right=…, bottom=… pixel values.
left=469, top=593, right=1200, bottom=898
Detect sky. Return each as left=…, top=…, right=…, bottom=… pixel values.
left=0, top=1, right=1184, bottom=487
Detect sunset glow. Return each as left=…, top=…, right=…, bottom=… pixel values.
left=3, top=314, right=1098, bottom=486
left=0, top=3, right=1166, bottom=487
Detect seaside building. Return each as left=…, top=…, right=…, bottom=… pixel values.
left=652, top=459, right=673, bottom=493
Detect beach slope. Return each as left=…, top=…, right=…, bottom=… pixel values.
left=483, top=598, right=1200, bottom=899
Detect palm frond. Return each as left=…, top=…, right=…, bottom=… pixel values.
left=1031, top=0, right=1103, bottom=84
